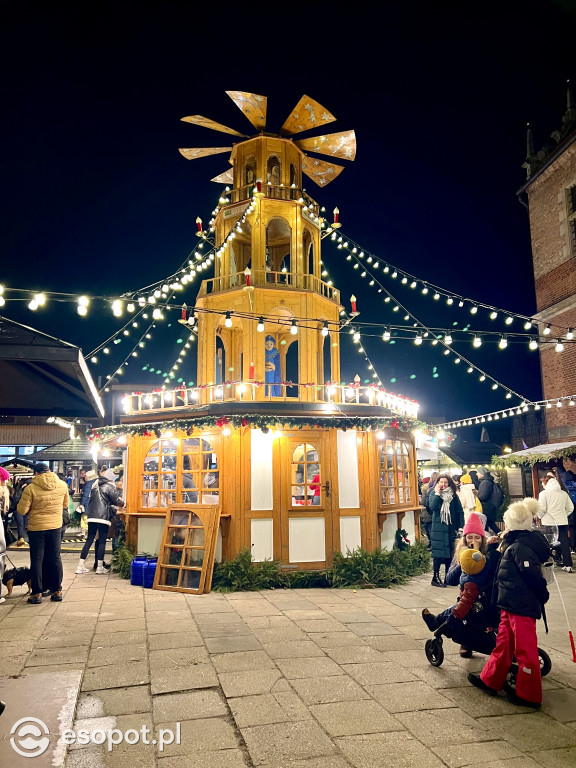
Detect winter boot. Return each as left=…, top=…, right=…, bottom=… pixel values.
left=431, top=572, right=445, bottom=588
left=421, top=609, right=439, bottom=631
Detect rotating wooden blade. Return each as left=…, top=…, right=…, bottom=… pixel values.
left=179, top=147, right=232, bottom=160
left=180, top=115, right=247, bottom=137
left=280, top=95, right=336, bottom=136
left=211, top=169, right=234, bottom=184
left=226, top=91, right=267, bottom=130
left=302, top=157, right=344, bottom=186
left=295, top=130, right=356, bottom=161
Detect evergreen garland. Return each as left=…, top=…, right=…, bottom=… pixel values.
left=493, top=445, right=576, bottom=468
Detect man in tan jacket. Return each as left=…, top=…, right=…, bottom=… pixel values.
left=18, top=463, right=69, bottom=604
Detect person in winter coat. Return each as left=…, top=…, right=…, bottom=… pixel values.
left=537, top=471, right=574, bottom=573
left=0, top=467, right=8, bottom=604
left=75, top=469, right=124, bottom=574
left=476, top=466, right=500, bottom=536
left=419, top=472, right=439, bottom=548
left=17, top=463, right=69, bottom=604
left=10, top=476, right=33, bottom=546
left=422, top=513, right=501, bottom=656
left=468, top=498, right=550, bottom=709
left=428, top=474, right=464, bottom=587
left=457, top=473, right=484, bottom=524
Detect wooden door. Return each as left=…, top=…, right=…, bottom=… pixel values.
left=279, top=432, right=334, bottom=569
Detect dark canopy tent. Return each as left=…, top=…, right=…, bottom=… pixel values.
left=0, top=316, right=104, bottom=418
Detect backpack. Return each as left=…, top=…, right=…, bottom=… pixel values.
left=491, top=482, right=504, bottom=510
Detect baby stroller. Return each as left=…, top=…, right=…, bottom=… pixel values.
left=540, top=523, right=562, bottom=563
left=424, top=599, right=552, bottom=689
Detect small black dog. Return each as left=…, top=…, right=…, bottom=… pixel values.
left=2, top=566, right=32, bottom=597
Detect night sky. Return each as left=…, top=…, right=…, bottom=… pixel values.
left=2, top=1, right=576, bottom=437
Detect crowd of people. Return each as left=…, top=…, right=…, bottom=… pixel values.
left=0, top=463, right=124, bottom=604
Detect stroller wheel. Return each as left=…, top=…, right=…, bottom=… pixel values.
left=538, top=647, right=552, bottom=677
left=425, top=638, right=444, bottom=667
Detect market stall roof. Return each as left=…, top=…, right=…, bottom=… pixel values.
left=0, top=315, right=104, bottom=418
left=494, top=440, right=576, bottom=467
left=26, top=436, right=119, bottom=462
left=0, top=458, right=36, bottom=476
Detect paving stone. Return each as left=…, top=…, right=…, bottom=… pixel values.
left=432, top=740, right=524, bottom=768
left=529, top=747, right=576, bottom=767
left=26, top=645, right=89, bottom=667
left=309, top=631, right=364, bottom=648
left=69, top=716, right=118, bottom=749
left=240, top=721, right=338, bottom=765
left=212, top=650, right=277, bottom=673
left=156, top=717, right=239, bottom=757
left=347, top=621, right=400, bottom=637
left=540, top=686, right=576, bottom=722
left=262, top=640, right=326, bottom=659
left=440, top=684, right=541, bottom=716
left=77, top=686, right=152, bottom=717
left=276, top=656, right=344, bottom=679
left=336, top=731, right=446, bottom=768
left=82, top=661, right=150, bottom=691
left=148, top=631, right=204, bottom=650
left=88, top=643, right=148, bottom=667
left=324, top=646, right=386, bottom=664
left=149, top=646, right=209, bottom=668
left=36, top=630, right=95, bottom=648
left=293, top=619, right=348, bottom=633
left=93, top=618, right=146, bottom=633
left=342, top=661, right=417, bottom=686
left=91, top=630, right=148, bottom=647
left=272, top=691, right=313, bottom=722
left=367, top=681, right=456, bottom=713
left=394, top=708, right=497, bottom=747
left=64, top=746, right=106, bottom=768
left=218, top=669, right=284, bottom=697
left=20, top=662, right=86, bottom=674
left=283, top=610, right=330, bottom=621
left=197, top=623, right=253, bottom=638
left=205, top=635, right=263, bottom=654
left=158, top=750, right=249, bottom=768
left=310, top=699, right=404, bottom=736
left=147, top=619, right=198, bottom=635
left=230, top=693, right=294, bottom=727
left=153, top=689, right=227, bottom=722
left=229, top=601, right=283, bottom=617
left=476, top=712, right=576, bottom=751
left=253, top=628, right=308, bottom=643
left=290, top=675, right=371, bottom=705
left=151, top=663, right=218, bottom=694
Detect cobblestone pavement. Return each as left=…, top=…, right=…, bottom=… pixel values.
left=1, top=550, right=576, bottom=768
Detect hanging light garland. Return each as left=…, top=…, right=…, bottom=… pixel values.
left=434, top=393, right=576, bottom=430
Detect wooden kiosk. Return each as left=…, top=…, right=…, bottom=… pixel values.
left=96, top=93, right=425, bottom=593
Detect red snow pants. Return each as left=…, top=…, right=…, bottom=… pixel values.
left=480, top=609, right=542, bottom=704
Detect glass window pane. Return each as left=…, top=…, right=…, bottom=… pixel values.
left=183, top=438, right=200, bottom=452
left=162, top=547, right=183, bottom=566
left=203, top=471, right=218, bottom=489
left=202, top=491, right=220, bottom=504
left=168, top=527, right=186, bottom=545
left=142, top=474, right=158, bottom=490
left=159, top=567, right=179, bottom=587
left=144, top=457, right=159, bottom=472
left=161, top=474, right=176, bottom=489
left=190, top=513, right=202, bottom=526
left=162, top=453, right=177, bottom=471
left=380, top=488, right=388, bottom=505
left=187, top=528, right=205, bottom=547
left=170, top=511, right=189, bottom=526
left=160, top=492, right=176, bottom=507
left=184, top=549, right=205, bottom=567
left=181, top=570, right=201, bottom=590
left=181, top=485, right=199, bottom=504
left=142, top=492, right=158, bottom=508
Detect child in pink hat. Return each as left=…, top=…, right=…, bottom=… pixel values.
left=422, top=513, right=501, bottom=656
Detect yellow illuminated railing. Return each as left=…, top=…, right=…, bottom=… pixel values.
left=122, top=383, right=420, bottom=419
left=198, top=270, right=339, bottom=300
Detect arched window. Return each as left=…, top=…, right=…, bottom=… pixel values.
left=181, top=437, right=219, bottom=504
left=291, top=443, right=321, bottom=507
left=142, top=440, right=177, bottom=508
left=377, top=437, right=412, bottom=506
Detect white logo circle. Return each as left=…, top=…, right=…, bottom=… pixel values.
left=10, top=717, right=51, bottom=758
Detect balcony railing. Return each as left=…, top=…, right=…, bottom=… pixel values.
left=198, top=270, right=339, bottom=301
left=122, top=383, right=420, bottom=420
left=225, top=184, right=320, bottom=217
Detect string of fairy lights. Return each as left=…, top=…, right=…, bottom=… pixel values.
left=333, top=230, right=574, bottom=339
left=325, top=236, right=534, bottom=404
left=434, top=393, right=576, bottom=430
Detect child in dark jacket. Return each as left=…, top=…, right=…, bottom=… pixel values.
left=422, top=513, right=500, bottom=656
left=468, top=498, right=550, bottom=709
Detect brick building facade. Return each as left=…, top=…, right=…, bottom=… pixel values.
left=519, top=85, right=576, bottom=442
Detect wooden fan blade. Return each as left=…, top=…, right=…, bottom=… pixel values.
left=211, top=169, right=234, bottom=184
left=302, top=157, right=344, bottom=186
left=295, top=130, right=356, bottom=161
left=226, top=91, right=267, bottom=130
left=280, top=95, right=336, bottom=136
left=179, top=147, right=232, bottom=160
left=180, top=115, right=247, bottom=137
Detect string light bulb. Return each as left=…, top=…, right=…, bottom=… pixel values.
left=257, top=317, right=264, bottom=333
left=321, top=321, right=329, bottom=337
left=224, top=311, right=232, bottom=328
left=555, top=340, right=564, bottom=352
left=473, top=335, right=482, bottom=348
left=498, top=336, right=508, bottom=349
left=543, top=324, right=551, bottom=335
left=567, top=328, right=574, bottom=340
left=290, top=320, right=298, bottom=335
left=383, top=327, right=391, bottom=342
left=529, top=339, right=538, bottom=350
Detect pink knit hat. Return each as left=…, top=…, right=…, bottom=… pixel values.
left=463, top=513, right=486, bottom=539
left=0, top=467, right=10, bottom=482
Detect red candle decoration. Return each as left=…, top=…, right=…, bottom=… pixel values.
left=256, top=178, right=262, bottom=193
left=350, top=294, right=357, bottom=313
left=181, top=302, right=187, bottom=320
left=249, top=361, right=255, bottom=379
left=244, top=267, right=251, bottom=286
left=196, top=217, right=202, bottom=231
left=333, top=207, right=340, bottom=224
